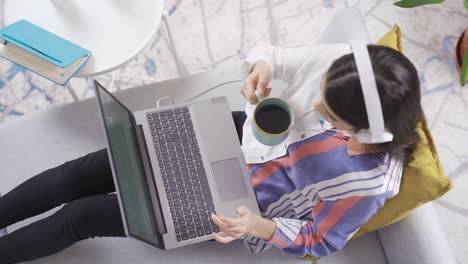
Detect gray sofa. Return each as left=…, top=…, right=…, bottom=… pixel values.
left=0, top=64, right=456, bottom=264
left=0, top=7, right=457, bottom=264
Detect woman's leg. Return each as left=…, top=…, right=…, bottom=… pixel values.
left=0, top=194, right=124, bottom=264
left=0, top=148, right=114, bottom=230
left=0, top=111, right=247, bottom=262
left=0, top=111, right=247, bottom=229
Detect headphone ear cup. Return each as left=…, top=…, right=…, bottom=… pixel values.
left=354, top=129, right=394, bottom=144
left=353, top=130, right=372, bottom=144
left=381, top=130, right=394, bottom=142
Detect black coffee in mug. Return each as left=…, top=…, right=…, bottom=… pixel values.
left=255, top=105, right=291, bottom=134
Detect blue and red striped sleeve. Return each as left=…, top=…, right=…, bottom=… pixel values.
left=266, top=192, right=392, bottom=257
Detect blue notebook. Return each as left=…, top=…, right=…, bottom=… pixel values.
left=0, top=20, right=91, bottom=85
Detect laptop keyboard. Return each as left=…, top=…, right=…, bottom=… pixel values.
left=146, top=107, right=220, bottom=242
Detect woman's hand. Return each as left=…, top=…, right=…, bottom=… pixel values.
left=241, top=61, right=272, bottom=104
left=210, top=206, right=276, bottom=244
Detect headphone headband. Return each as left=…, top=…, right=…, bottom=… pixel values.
left=349, top=39, right=393, bottom=143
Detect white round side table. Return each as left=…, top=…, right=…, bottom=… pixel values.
left=2, top=0, right=163, bottom=100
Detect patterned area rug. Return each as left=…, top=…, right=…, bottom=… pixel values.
left=1, top=0, right=467, bottom=262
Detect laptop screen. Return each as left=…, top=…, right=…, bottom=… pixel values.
left=95, top=81, right=161, bottom=247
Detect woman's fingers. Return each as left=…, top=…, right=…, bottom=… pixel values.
left=211, top=214, right=239, bottom=229
left=219, top=224, right=244, bottom=234
left=217, top=224, right=244, bottom=239
left=256, top=74, right=269, bottom=96
left=241, top=74, right=260, bottom=104
left=212, top=232, right=236, bottom=244
left=241, top=71, right=272, bottom=104
left=219, top=215, right=244, bottom=227
left=240, top=60, right=272, bottom=104
left=235, top=206, right=250, bottom=216
left=211, top=213, right=228, bottom=229
left=245, top=81, right=259, bottom=104
left=211, top=214, right=245, bottom=235
left=219, top=229, right=244, bottom=239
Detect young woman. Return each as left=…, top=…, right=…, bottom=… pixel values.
left=0, top=44, right=423, bottom=263
left=210, top=43, right=423, bottom=257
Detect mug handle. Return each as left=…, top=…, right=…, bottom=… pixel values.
left=255, top=90, right=266, bottom=102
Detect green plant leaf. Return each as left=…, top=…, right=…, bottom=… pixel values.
left=393, top=0, right=444, bottom=8
left=460, top=50, right=468, bottom=86
left=464, top=0, right=468, bottom=10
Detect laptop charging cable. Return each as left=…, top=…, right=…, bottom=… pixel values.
left=154, top=79, right=243, bottom=108
left=155, top=96, right=175, bottom=108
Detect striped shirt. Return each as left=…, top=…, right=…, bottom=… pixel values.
left=242, top=131, right=403, bottom=257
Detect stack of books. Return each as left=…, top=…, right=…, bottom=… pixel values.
left=0, top=20, right=91, bottom=85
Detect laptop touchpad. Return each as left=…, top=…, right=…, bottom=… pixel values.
left=211, top=158, right=249, bottom=201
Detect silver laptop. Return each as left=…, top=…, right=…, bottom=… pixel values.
left=94, top=80, right=260, bottom=249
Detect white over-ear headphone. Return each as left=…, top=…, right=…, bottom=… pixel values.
left=349, top=39, right=394, bottom=144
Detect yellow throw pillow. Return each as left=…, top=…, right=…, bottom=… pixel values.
left=375, top=24, right=403, bottom=53
left=349, top=24, right=453, bottom=240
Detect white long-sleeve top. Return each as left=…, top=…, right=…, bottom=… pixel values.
left=240, top=44, right=352, bottom=164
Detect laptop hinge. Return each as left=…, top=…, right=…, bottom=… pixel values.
left=134, top=122, right=168, bottom=238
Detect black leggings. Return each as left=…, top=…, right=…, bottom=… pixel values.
left=0, top=111, right=247, bottom=264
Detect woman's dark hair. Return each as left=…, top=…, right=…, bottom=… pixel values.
left=325, top=45, right=423, bottom=165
